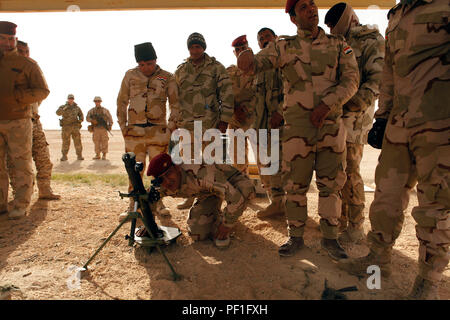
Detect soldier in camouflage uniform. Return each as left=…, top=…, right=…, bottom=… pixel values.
left=13, top=40, right=60, bottom=200
left=86, top=96, right=113, bottom=160
left=117, top=42, right=179, bottom=215
left=56, top=94, right=84, bottom=161
left=146, top=153, right=256, bottom=248
left=253, top=27, right=286, bottom=218
left=325, top=3, right=385, bottom=242
left=226, top=35, right=256, bottom=175
left=0, top=21, right=50, bottom=219
left=338, top=0, right=450, bottom=300
left=238, top=0, right=359, bottom=259
left=174, top=33, right=234, bottom=209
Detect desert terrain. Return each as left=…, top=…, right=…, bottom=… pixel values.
left=0, top=130, right=448, bottom=300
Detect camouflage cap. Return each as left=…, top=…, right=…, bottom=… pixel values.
left=187, top=32, right=206, bottom=50
left=93, top=96, right=102, bottom=101
left=134, top=42, right=157, bottom=62
left=0, top=21, right=17, bottom=35
left=67, top=94, right=75, bottom=99
left=146, top=153, right=173, bottom=177
left=231, top=35, right=248, bottom=47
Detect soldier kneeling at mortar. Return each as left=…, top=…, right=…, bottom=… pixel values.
left=145, top=153, right=256, bottom=248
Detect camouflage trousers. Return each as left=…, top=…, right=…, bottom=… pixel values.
left=61, top=125, right=83, bottom=157
left=187, top=175, right=255, bottom=241
left=124, top=125, right=170, bottom=202
left=340, top=142, right=365, bottom=229
left=256, top=128, right=284, bottom=201
left=0, top=119, right=33, bottom=210
left=228, top=118, right=253, bottom=175
left=92, top=127, right=109, bottom=155
left=282, top=122, right=347, bottom=239
left=7, top=117, right=54, bottom=195
left=367, top=118, right=450, bottom=282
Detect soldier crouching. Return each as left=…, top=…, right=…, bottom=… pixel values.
left=146, top=153, right=256, bottom=248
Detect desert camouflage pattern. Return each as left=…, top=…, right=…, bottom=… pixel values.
left=31, top=115, right=54, bottom=194
left=56, top=102, right=84, bottom=158
left=342, top=24, right=385, bottom=144
left=253, top=27, right=359, bottom=239
left=340, top=142, right=365, bottom=229
left=253, top=68, right=285, bottom=200
left=254, top=68, right=284, bottom=130
left=87, top=106, right=113, bottom=155
left=159, top=163, right=256, bottom=240
left=366, top=0, right=450, bottom=282
left=117, top=65, right=177, bottom=202
left=340, top=25, right=385, bottom=229
left=0, top=119, right=33, bottom=210
left=175, top=53, right=234, bottom=132
left=117, top=65, right=179, bottom=131
left=226, top=64, right=256, bottom=174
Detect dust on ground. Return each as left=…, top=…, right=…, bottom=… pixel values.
left=0, top=130, right=448, bottom=300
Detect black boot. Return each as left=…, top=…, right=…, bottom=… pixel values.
left=278, top=237, right=304, bottom=257
left=321, top=238, right=348, bottom=260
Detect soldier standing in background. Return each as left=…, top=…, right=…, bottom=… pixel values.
left=56, top=94, right=84, bottom=161
left=253, top=27, right=285, bottom=219
left=0, top=21, right=50, bottom=219
left=86, top=96, right=113, bottom=160
left=174, top=32, right=234, bottom=210
left=226, top=35, right=256, bottom=176
left=338, top=0, right=449, bottom=299
left=238, top=0, right=359, bottom=259
left=11, top=40, right=60, bottom=200
left=325, top=2, right=385, bottom=242
left=117, top=42, right=179, bottom=216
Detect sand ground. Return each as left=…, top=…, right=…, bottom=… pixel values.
left=0, top=130, right=448, bottom=300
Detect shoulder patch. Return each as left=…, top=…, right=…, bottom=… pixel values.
left=343, top=46, right=353, bottom=55
left=278, top=34, right=296, bottom=41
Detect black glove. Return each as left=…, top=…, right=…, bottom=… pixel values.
left=368, top=118, right=387, bottom=149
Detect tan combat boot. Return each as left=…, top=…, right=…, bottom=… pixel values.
left=60, top=154, right=68, bottom=161
left=177, top=197, right=195, bottom=210
left=8, top=208, right=26, bottom=220
left=337, top=247, right=392, bottom=277
left=77, top=155, right=84, bottom=160
left=339, top=223, right=366, bottom=243
left=39, top=191, right=61, bottom=200
left=92, top=154, right=101, bottom=160
left=256, top=197, right=284, bottom=218
left=407, top=275, right=440, bottom=300
left=102, top=153, right=107, bottom=160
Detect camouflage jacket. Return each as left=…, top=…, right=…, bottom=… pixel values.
left=86, top=106, right=113, bottom=129
left=226, top=64, right=256, bottom=129
left=0, top=49, right=49, bottom=120
left=376, top=0, right=450, bottom=128
left=56, top=102, right=84, bottom=126
left=254, top=66, right=284, bottom=130
left=253, top=27, right=359, bottom=128
left=342, top=24, right=385, bottom=144
left=116, top=65, right=179, bottom=131
left=160, top=163, right=255, bottom=224
left=174, top=53, right=234, bottom=132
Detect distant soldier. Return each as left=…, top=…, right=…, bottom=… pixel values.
left=117, top=42, right=179, bottom=215
left=12, top=40, right=60, bottom=200
left=56, top=94, right=84, bottom=161
left=338, top=0, right=450, bottom=299
left=86, top=96, right=113, bottom=160
left=325, top=2, right=385, bottom=242
left=145, top=153, right=256, bottom=248
left=238, top=0, right=359, bottom=259
left=253, top=27, right=285, bottom=218
left=226, top=35, right=256, bottom=175
left=0, top=21, right=50, bottom=219
left=174, top=32, right=234, bottom=209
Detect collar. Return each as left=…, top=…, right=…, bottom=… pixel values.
left=296, top=27, right=325, bottom=41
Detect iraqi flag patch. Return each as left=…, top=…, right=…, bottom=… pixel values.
left=157, top=76, right=167, bottom=81
left=344, top=46, right=353, bottom=55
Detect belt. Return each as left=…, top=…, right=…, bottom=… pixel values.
left=133, top=122, right=157, bottom=128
